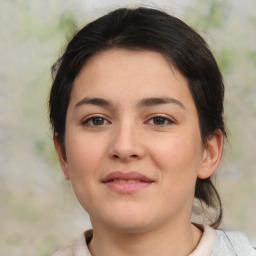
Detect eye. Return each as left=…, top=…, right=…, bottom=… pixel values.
left=147, top=116, right=174, bottom=126
left=82, top=116, right=109, bottom=126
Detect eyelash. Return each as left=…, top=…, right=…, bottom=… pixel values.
left=82, top=115, right=110, bottom=127
left=146, top=115, right=174, bottom=126
left=82, top=115, right=174, bottom=127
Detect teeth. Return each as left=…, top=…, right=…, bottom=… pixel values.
left=127, top=180, right=136, bottom=183
left=114, top=179, right=126, bottom=183
left=113, top=179, right=138, bottom=183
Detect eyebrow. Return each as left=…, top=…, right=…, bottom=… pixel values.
left=75, top=97, right=112, bottom=109
left=74, top=96, right=184, bottom=109
left=137, top=97, right=185, bottom=109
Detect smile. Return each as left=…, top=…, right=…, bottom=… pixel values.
left=112, top=179, right=148, bottom=183
left=102, top=171, right=154, bottom=194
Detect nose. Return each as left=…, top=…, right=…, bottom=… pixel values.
left=109, top=121, right=145, bottom=162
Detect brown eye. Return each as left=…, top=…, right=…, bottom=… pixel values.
left=153, top=117, right=166, bottom=125
left=148, top=116, right=173, bottom=126
left=83, top=116, right=109, bottom=126
left=91, top=117, right=105, bottom=125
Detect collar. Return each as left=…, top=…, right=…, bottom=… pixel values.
left=73, top=225, right=216, bottom=256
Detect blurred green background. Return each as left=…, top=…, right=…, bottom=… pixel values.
left=0, top=0, right=255, bottom=255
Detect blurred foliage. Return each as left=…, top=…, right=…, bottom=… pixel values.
left=59, top=11, right=78, bottom=40
left=39, top=234, right=55, bottom=256
left=214, top=48, right=233, bottom=72
left=187, top=0, right=228, bottom=30
left=10, top=1, right=78, bottom=41
left=34, top=139, right=59, bottom=165
left=4, top=2, right=79, bottom=165
left=185, top=0, right=233, bottom=74
left=247, top=50, right=256, bottom=66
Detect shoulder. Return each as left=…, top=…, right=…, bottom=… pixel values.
left=51, top=230, right=93, bottom=256
left=51, top=245, right=74, bottom=256
left=211, top=229, right=256, bottom=256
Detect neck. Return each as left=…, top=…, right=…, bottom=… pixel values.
left=88, top=221, right=202, bottom=256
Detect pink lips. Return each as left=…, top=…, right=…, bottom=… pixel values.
left=102, top=171, right=154, bottom=194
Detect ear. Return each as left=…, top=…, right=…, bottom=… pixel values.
left=54, top=133, right=70, bottom=180
left=197, top=130, right=223, bottom=179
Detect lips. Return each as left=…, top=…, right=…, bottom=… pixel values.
left=102, top=171, right=154, bottom=193
left=102, top=171, right=153, bottom=183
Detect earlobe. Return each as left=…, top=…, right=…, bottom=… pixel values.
left=197, top=130, right=223, bottom=179
left=54, top=134, right=71, bottom=180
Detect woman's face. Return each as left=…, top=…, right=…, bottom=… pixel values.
left=55, top=49, right=220, bottom=233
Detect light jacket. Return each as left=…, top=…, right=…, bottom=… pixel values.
left=52, top=226, right=256, bottom=256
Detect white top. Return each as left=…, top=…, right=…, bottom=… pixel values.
left=189, top=225, right=216, bottom=256
left=52, top=225, right=256, bottom=256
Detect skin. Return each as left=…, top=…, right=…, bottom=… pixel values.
left=55, top=49, right=223, bottom=256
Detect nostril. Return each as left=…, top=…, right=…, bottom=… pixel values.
left=131, top=154, right=138, bottom=158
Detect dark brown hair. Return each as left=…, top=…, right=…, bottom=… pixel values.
left=49, top=7, right=226, bottom=228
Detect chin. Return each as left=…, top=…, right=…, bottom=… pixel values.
left=94, top=206, right=155, bottom=233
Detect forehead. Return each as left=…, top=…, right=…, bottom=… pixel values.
left=71, top=48, right=192, bottom=102
left=81, top=48, right=176, bottom=79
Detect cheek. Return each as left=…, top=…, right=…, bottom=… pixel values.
left=148, top=131, right=202, bottom=181
left=65, top=133, right=107, bottom=180
left=143, top=134, right=202, bottom=219
left=64, top=134, right=107, bottom=210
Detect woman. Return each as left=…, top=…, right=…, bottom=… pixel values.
left=49, top=7, right=255, bottom=256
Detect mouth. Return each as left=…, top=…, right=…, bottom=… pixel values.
left=106, top=179, right=151, bottom=183
left=102, top=171, right=154, bottom=193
